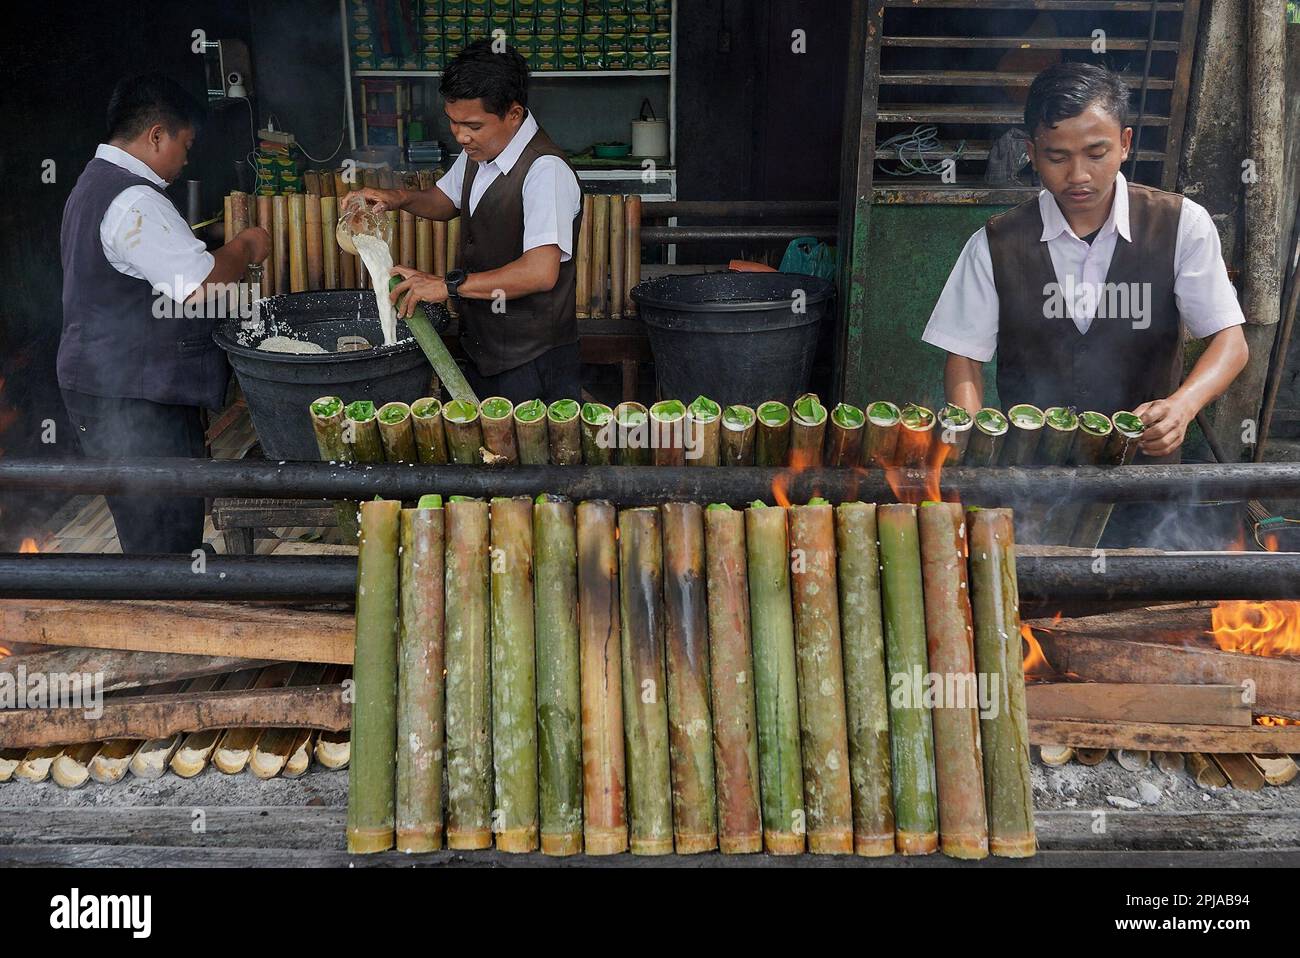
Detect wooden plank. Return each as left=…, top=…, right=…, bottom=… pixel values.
left=1029, top=718, right=1300, bottom=755
left=0, top=648, right=271, bottom=695
left=0, top=600, right=353, bottom=665
left=1026, top=683, right=1252, bottom=727
left=1163, top=0, right=1202, bottom=190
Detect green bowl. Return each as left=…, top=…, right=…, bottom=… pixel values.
left=592, top=142, right=632, bottom=158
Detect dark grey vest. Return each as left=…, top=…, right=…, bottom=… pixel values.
left=59, top=157, right=229, bottom=410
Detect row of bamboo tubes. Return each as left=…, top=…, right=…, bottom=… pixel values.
left=347, top=495, right=1036, bottom=858
left=575, top=193, right=642, bottom=320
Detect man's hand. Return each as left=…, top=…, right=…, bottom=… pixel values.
left=345, top=187, right=406, bottom=214
left=389, top=265, right=447, bottom=318
left=235, top=226, right=271, bottom=264
left=1132, top=396, right=1195, bottom=458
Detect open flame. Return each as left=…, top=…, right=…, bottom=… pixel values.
left=1210, top=601, right=1300, bottom=658
left=882, top=434, right=950, bottom=505
left=19, top=538, right=38, bottom=554
left=1020, top=623, right=1055, bottom=678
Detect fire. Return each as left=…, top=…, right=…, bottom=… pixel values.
left=882, top=434, right=950, bottom=505
left=1257, top=715, right=1300, bottom=727
left=770, top=448, right=825, bottom=509
left=0, top=644, right=9, bottom=660
left=1210, top=601, right=1300, bottom=658
left=19, top=538, right=38, bottom=553
left=1020, top=623, right=1055, bottom=678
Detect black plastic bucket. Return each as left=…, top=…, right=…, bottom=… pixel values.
left=630, top=272, right=833, bottom=407
left=213, top=290, right=450, bottom=461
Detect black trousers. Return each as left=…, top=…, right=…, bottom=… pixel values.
left=464, top=342, right=581, bottom=406
left=61, top=389, right=208, bottom=555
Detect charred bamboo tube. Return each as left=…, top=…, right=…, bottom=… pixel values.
left=490, top=496, right=539, bottom=852
left=661, top=502, right=719, bottom=854
left=480, top=397, right=520, bottom=465
left=256, top=194, right=275, bottom=294
left=898, top=403, right=936, bottom=469
left=580, top=402, right=615, bottom=465
left=609, top=194, right=626, bottom=320
left=513, top=399, right=550, bottom=465
left=333, top=169, right=350, bottom=197
left=686, top=395, right=721, bottom=467
left=937, top=403, right=973, bottom=466
left=305, top=192, right=323, bottom=290
left=703, top=504, right=762, bottom=853
left=411, top=397, right=449, bottom=465
left=271, top=194, right=289, bottom=295
left=576, top=500, right=628, bottom=854
left=968, top=507, right=1036, bottom=857
left=1042, top=411, right=1112, bottom=542
left=534, top=494, right=583, bottom=855
left=0, top=748, right=23, bottom=783
left=320, top=195, right=339, bottom=289
left=1022, top=406, right=1079, bottom=544
left=576, top=194, right=593, bottom=320
left=434, top=219, right=448, bottom=275
left=745, top=502, right=805, bottom=854
left=618, top=506, right=674, bottom=854
left=863, top=401, right=902, bottom=467
left=304, top=170, right=321, bottom=195
left=377, top=402, right=417, bottom=463
left=288, top=193, right=308, bottom=293
left=443, top=399, right=484, bottom=465
left=1070, top=411, right=1145, bottom=549
left=834, top=502, right=895, bottom=856
left=998, top=403, right=1045, bottom=466
left=590, top=194, right=610, bottom=319
left=446, top=216, right=460, bottom=275
left=348, top=498, right=402, bottom=854
left=650, top=399, right=687, bottom=467
left=310, top=396, right=359, bottom=543
left=756, top=401, right=792, bottom=467
left=877, top=503, right=939, bottom=855
left=625, top=194, right=641, bottom=317
left=789, top=394, right=829, bottom=468
left=721, top=405, right=757, bottom=466
left=919, top=502, right=989, bottom=860
left=345, top=400, right=384, bottom=467
left=965, top=407, right=1009, bottom=467
left=547, top=399, right=583, bottom=465
left=615, top=401, right=650, bottom=466
left=788, top=499, right=854, bottom=854
left=825, top=403, right=865, bottom=467
left=396, top=496, right=446, bottom=853
left=444, top=497, right=493, bottom=849
left=399, top=210, right=417, bottom=269
left=416, top=215, right=433, bottom=274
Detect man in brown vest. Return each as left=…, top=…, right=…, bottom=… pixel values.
left=923, top=63, right=1247, bottom=462
left=353, top=40, right=583, bottom=403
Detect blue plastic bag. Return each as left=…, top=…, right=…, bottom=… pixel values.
left=778, top=236, right=837, bottom=281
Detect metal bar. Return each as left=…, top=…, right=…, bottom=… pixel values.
left=882, top=36, right=1180, bottom=50
left=881, top=104, right=1171, bottom=126
left=1016, top=553, right=1300, bottom=602
left=640, top=201, right=839, bottom=219
left=882, top=0, right=1183, bottom=8
left=880, top=71, right=1174, bottom=89
left=639, top=225, right=837, bottom=243
left=874, top=185, right=1040, bottom=205
left=1254, top=192, right=1300, bottom=462
left=1126, top=0, right=1161, bottom=181
left=1162, top=0, right=1203, bottom=190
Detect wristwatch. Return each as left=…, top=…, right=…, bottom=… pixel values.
left=445, top=268, right=468, bottom=300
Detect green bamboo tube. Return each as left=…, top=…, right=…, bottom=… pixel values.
left=649, top=398, right=687, bottom=467
left=411, top=397, right=448, bottom=465
left=388, top=276, right=480, bottom=406
left=834, top=502, right=895, bottom=856
left=288, top=193, right=307, bottom=293
left=744, top=502, right=805, bottom=854
left=937, top=403, right=973, bottom=466
left=1069, top=411, right=1144, bottom=548
left=898, top=402, right=936, bottom=469
left=862, top=401, right=902, bottom=467
left=918, top=502, right=988, bottom=860
left=967, top=508, right=1036, bottom=858
left=489, top=497, right=538, bottom=852
left=1041, top=411, right=1112, bottom=542
left=377, top=401, right=417, bottom=463
left=547, top=399, right=583, bottom=466
left=965, top=408, right=1009, bottom=467
left=720, top=405, right=757, bottom=466
left=615, top=401, right=650, bottom=466
left=479, top=397, right=519, bottom=465
left=396, top=496, right=446, bottom=853
left=1022, top=406, right=1079, bottom=544
left=660, top=502, right=719, bottom=854
left=580, top=401, right=615, bottom=465
left=309, top=395, right=359, bottom=544
left=347, top=498, right=402, bottom=854
left=825, top=403, right=865, bottom=467
left=576, top=501, right=628, bottom=855
left=755, top=401, right=791, bottom=467
left=533, top=494, right=583, bottom=855
left=617, top=506, right=673, bottom=854
left=877, top=503, right=939, bottom=855
left=998, top=403, right=1045, bottom=466
left=787, top=499, right=854, bottom=854
left=443, top=399, right=484, bottom=465
left=686, top=395, right=721, bottom=466
left=444, top=497, right=493, bottom=850
left=703, top=504, right=762, bottom=853
left=345, top=400, right=384, bottom=465
left=789, top=393, right=828, bottom=468
left=514, top=399, right=550, bottom=465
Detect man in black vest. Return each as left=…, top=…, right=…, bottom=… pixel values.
left=923, top=63, right=1248, bottom=461
left=353, top=40, right=583, bottom=404
left=59, top=74, right=270, bottom=554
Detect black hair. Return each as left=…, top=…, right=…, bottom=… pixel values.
left=107, top=73, right=205, bottom=142
left=439, top=39, right=529, bottom=117
left=1024, top=62, right=1130, bottom=136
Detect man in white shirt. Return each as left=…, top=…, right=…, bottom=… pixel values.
left=355, top=40, right=583, bottom=403
left=922, top=63, right=1247, bottom=461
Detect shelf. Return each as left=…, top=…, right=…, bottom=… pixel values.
left=354, top=69, right=671, bottom=78
left=873, top=183, right=1042, bottom=205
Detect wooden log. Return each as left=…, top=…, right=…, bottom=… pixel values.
left=320, top=195, right=339, bottom=289
left=400, top=210, right=417, bottom=269
left=169, top=667, right=264, bottom=778
left=1026, top=683, right=1252, bottom=727
left=1187, top=752, right=1229, bottom=788
left=271, top=194, right=289, bottom=295
left=288, top=193, right=308, bottom=293
left=590, top=194, right=609, bottom=319
left=608, top=194, right=625, bottom=320
left=256, top=194, right=275, bottom=294
left=624, top=194, right=641, bottom=317
left=133, top=673, right=230, bottom=778
left=1029, top=719, right=1300, bottom=755
left=212, top=663, right=303, bottom=774
left=576, top=194, right=593, bottom=319
left=416, top=216, right=433, bottom=274
left=305, top=192, right=324, bottom=290
left=0, top=647, right=268, bottom=695
left=250, top=663, right=330, bottom=779
left=434, top=220, right=448, bottom=276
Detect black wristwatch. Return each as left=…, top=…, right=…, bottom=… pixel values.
left=445, top=268, right=468, bottom=300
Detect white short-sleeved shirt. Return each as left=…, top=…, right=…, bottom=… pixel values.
left=95, top=143, right=214, bottom=305
left=922, top=172, right=1245, bottom=363
left=436, top=111, right=582, bottom=263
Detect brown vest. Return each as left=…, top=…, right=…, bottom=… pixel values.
left=457, top=124, right=582, bottom=376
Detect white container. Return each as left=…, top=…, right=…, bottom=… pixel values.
left=631, top=119, right=668, bottom=159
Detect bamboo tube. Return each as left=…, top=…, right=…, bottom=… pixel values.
left=609, top=194, right=625, bottom=320
left=898, top=402, right=936, bottom=468
left=834, top=502, right=895, bottom=856
left=721, top=405, right=757, bottom=466
left=825, top=403, right=865, bottom=467
left=1021, top=406, right=1079, bottom=544
left=333, top=169, right=350, bottom=197
left=362, top=168, right=379, bottom=189
left=377, top=401, right=418, bottom=463
left=649, top=398, right=687, bottom=466
left=304, top=170, right=321, bottom=195
left=52, top=742, right=106, bottom=789
left=788, top=500, right=854, bottom=854
left=411, top=397, right=449, bottom=465
left=576, top=500, right=629, bottom=854
left=703, top=504, right=762, bottom=853
left=615, top=401, right=650, bottom=466
left=387, top=210, right=400, bottom=265
left=399, top=210, right=417, bottom=269
left=434, top=220, right=448, bottom=275
left=230, top=191, right=251, bottom=250
left=661, top=502, right=719, bottom=854
left=863, top=401, right=902, bottom=467
left=282, top=731, right=317, bottom=778
left=256, top=194, right=274, bottom=295
left=170, top=668, right=262, bottom=778
left=396, top=497, right=446, bottom=853
left=590, top=194, right=610, bottom=319
left=789, top=393, right=829, bottom=468
left=1041, top=410, right=1111, bottom=542
left=447, top=216, right=460, bottom=275
left=576, top=194, right=594, bottom=320
left=444, top=497, right=493, bottom=849
left=1116, top=748, right=1151, bottom=772
left=0, top=748, right=24, bottom=783
left=479, top=396, right=520, bottom=465
left=305, top=192, right=323, bottom=290
left=755, top=401, right=792, bottom=467
left=223, top=193, right=234, bottom=244
left=685, top=395, right=721, bottom=466
left=937, top=403, right=974, bottom=466
left=443, top=399, right=484, bottom=465
left=316, top=730, right=351, bottom=769
left=965, top=407, right=1009, bottom=467
left=211, top=667, right=294, bottom=775
left=490, top=496, right=539, bottom=853
left=1155, top=751, right=1185, bottom=774
left=919, top=502, right=989, bottom=860
left=345, top=400, right=385, bottom=467
left=288, top=193, right=308, bottom=293
left=249, top=663, right=329, bottom=779
left=618, top=506, right=674, bottom=854
left=514, top=399, right=550, bottom=465
left=625, top=194, right=641, bottom=317
left=547, top=399, right=583, bottom=465
left=1075, top=748, right=1109, bottom=766
left=1070, top=411, right=1144, bottom=549
left=580, top=401, right=615, bottom=465
left=1038, top=745, right=1074, bottom=767
left=967, top=507, right=1036, bottom=858
left=320, top=169, right=336, bottom=197
left=1187, top=751, right=1228, bottom=788
left=310, top=395, right=359, bottom=544
left=88, top=739, right=145, bottom=785
left=998, top=403, right=1045, bottom=466
left=271, top=194, right=289, bottom=295
left=348, top=499, right=402, bottom=854
left=320, top=195, right=339, bottom=289
left=14, top=745, right=63, bottom=783
left=877, top=503, right=939, bottom=855
left=534, top=494, right=583, bottom=855
left=416, top=216, right=433, bottom=274
left=744, top=502, right=805, bottom=854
